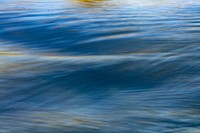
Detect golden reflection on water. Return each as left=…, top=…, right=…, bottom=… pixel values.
left=0, top=45, right=153, bottom=76
left=75, top=0, right=107, bottom=7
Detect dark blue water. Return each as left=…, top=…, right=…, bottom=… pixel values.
left=0, top=0, right=200, bottom=132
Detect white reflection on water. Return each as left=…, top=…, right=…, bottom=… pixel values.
left=1, top=0, right=200, bottom=10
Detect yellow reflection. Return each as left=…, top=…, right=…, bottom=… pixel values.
left=75, top=0, right=107, bottom=7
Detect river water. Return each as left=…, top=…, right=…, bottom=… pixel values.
left=0, top=0, right=200, bottom=133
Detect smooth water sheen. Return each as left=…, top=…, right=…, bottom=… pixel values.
left=0, top=0, right=200, bottom=133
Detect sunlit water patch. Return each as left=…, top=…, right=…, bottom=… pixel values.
left=0, top=0, right=200, bottom=133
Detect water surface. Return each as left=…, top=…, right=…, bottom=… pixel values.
left=0, top=0, right=200, bottom=133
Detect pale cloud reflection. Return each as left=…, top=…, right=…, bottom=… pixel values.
left=1, top=0, right=200, bottom=10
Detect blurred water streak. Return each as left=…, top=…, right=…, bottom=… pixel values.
left=0, top=0, right=200, bottom=133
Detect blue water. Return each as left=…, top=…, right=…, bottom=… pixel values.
left=0, top=0, right=200, bottom=132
